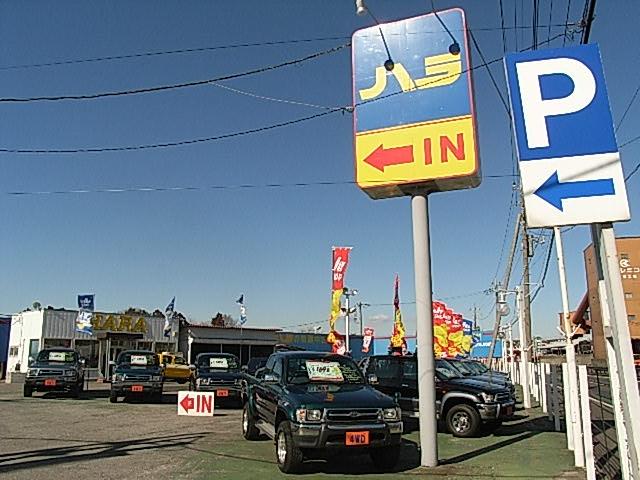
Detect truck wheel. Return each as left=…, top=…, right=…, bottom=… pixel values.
left=109, top=391, right=118, bottom=403
left=446, top=404, right=481, bottom=438
left=242, top=403, right=261, bottom=440
left=370, top=445, right=400, bottom=471
left=275, top=421, right=304, bottom=473
left=23, top=386, right=33, bottom=398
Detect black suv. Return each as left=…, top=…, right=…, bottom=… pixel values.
left=109, top=350, right=164, bottom=403
left=360, top=355, right=515, bottom=437
left=24, top=348, right=85, bottom=397
left=242, top=351, right=403, bottom=473
left=192, top=353, right=243, bottom=406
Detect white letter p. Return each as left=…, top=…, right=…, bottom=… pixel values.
left=516, top=57, right=596, bottom=149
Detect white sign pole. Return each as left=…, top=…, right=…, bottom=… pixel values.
left=554, top=226, right=584, bottom=467
left=412, top=195, right=438, bottom=467
left=592, top=225, right=640, bottom=479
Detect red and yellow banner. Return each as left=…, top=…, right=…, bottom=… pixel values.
left=433, top=302, right=472, bottom=358
left=327, top=247, right=351, bottom=348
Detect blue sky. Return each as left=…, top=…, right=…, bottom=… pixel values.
left=0, top=0, right=638, bottom=339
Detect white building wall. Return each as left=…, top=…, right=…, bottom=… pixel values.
left=8, top=311, right=45, bottom=373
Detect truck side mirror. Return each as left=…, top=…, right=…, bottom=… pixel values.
left=189, top=364, right=196, bottom=370
left=367, top=374, right=378, bottom=385
left=79, top=358, right=86, bottom=366
left=28, top=356, right=34, bottom=365
left=263, top=373, right=280, bottom=384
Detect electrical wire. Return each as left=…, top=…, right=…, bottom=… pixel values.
left=0, top=43, right=350, bottom=103
left=3, top=174, right=519, bottom=197
left=615, top=81, right=640, bottom=133
left=530, top=232, right=555, bottom=303
left=547, top=0, right=554, bottom=43
left=468, top=30, right=511, bottom=115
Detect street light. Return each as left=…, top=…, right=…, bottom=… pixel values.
left=343, top=287, right=358, bottom=353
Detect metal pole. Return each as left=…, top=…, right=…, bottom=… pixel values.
left=592, top=225, right=640, bottom=478
left=521, top=218, right=532, bottom=386
left=516, top=286, right=531, bottom=408
left=358, top=302, right=364, bottom=337
left=411, top=195, right=438, bottom=467
left=555, top=226, right=585, bottom=467
left=345, top=293, right=350, bottom=354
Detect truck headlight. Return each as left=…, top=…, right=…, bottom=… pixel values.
left=64, top=370, right=77, bottom=377
left=113, top=373, right=124, bottom=382
left=383, top=407, right=401, bottom=421
left=481, top=392, right=497, bottom=403
left=295, top=408, right=322, bottom=423
left=199, top=378, right=208, bottom=385
left=27, top=368, right=38, bottom=377
left=234, top=378, right=242, bottom=386
left=152, top=375, right=162, bottom=382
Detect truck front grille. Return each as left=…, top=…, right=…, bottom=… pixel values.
left=326, top=408, right=380, bottom=423
left=125, top=374, right=151, bottom=382
left=38, top=369, right=64, bottom=377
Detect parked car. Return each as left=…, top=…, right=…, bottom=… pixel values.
left=442, top=359, right=515, bottom=394
left=242, top=351, right=403, bottom=473
left=192, top=353, right=243, bottom=406
left=110, top=350, right=164, bottom=403
left=457, top=359, right=511, bottom=378
left=24, top=348, right=85, bottom=398
left=158, top=351, right=193, bottom=384
left=243, top=357, right=268, bottom=376
left=359, top=355, right=515, bottom=437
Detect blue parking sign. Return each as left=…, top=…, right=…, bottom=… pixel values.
left=505, top=44, right=630, bottom=228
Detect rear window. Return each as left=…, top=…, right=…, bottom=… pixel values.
left=370, top=358, right=401, bottom=380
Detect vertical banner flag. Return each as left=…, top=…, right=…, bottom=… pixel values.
left=164, top=297, right=175, bottom=337
left=236, top=294, right=247, bottom=326
left=390, top=275, right=406, bottom=351
left=432, top=301, right=447, bottom=358
left=75, top=294, right=95, bottom=335
left=462, top=319, right=474, bottom=355
left=362, top=327, right=375, bottom=353
left=327, top=247, right=351, bottom=347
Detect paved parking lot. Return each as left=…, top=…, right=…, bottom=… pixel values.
left=0, top=382, right=584, bottom=479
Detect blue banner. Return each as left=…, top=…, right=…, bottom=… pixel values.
left=470, top=332, right=503, bottom=358
left=77, top=294, right=95, bottom=312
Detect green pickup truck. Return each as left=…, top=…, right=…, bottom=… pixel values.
left=242, top=351, right=403, bottom=473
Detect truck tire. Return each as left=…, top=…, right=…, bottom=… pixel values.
left=242, top=403, right=261, bottom=440
left=446, top=403, right=481, bottom=438
left=370, top=445, right=401, bottom=471
left=109, top=391, right=118, bottom=403
left=23, top=385, right=33, bottom=398
left=275, top=421, right=304, bottom=473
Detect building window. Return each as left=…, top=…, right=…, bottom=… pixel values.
left=28, top=339, right=39, bottom=358
left=629, top=315, right=637, bottom=322
left=626, top=292, right=633, bottom=300
left=9, top=346, right=19, bottom=356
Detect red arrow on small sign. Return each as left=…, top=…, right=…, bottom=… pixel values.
left=180, top=394, right=194, bottom=412
left=363, top=144, right=414, bottom=172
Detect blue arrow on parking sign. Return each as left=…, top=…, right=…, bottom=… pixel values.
left=534, top=171, right=615, bottom=211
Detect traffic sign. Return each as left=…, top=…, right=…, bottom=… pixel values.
left=352, top=9, right=480, bottom=199
left=177, top=391, right=215, bottom=416
left=505, top=44, right=630, bottom=228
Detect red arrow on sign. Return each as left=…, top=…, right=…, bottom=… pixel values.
left=363, top=144, right=414, bottom=172
left=180, top=394, right=194, bottom=412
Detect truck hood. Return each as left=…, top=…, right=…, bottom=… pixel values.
left=115, top=365, right=163, bottom=375
left=445, top=377, right=508, bottom=394
left=285, top=383, right=396, bottom=409
left=29, top=362, right=74, bottom=369
left=197, top=371, right=242, bottom=381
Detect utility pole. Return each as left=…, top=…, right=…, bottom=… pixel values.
left=357, top=302, right=370, bottom=337
left=520, top=212, right=533, bottom=408
left=472, top=304, right=478, bottom=330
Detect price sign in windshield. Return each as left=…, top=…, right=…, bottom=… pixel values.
left=305, top=361, right=344, bottom=382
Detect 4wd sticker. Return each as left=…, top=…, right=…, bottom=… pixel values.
left=130, top=355, right=148, bottom=366
left=305, top=361, right=344, bottom=382
left=209, top=358, right=228, bottom=368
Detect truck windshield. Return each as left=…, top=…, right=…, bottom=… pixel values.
left=197, top=356, right=239, bottom=372
left=37, top=350, right=76, bottom=363
left=286, top=356, right=365, bottom=385
left=435, top=360, right=463, bottom=380
left=118, top=352, right=158, bottom=367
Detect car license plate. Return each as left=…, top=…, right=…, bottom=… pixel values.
left=345, top=431, right=369, bottom=446
left=217, top=389, right=229, bottom=397
left=504, top=405, right=514, bottom=416
left=44, top=379, right=56, bottom=386
left=131, top=385, right=143, bottom=392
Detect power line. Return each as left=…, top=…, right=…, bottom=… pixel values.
left=615, top=81, right=640, bottom=133
left=3, top=174, right=519, bottom=198
left=468, top=30, right=510, bottom=115
left=563, top=0, right=573, bottom=46
left=0, top=43, right=349, bottom=103
left=0, top=24, right=576, bottom=73
left=0, top=33, right=568, bottom=155
left=530, top=232, right=555, bottom=303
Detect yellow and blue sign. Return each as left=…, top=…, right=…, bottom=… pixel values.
left=352, top=9, right=480, bottom=199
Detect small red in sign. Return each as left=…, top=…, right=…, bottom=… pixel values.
left=44, top=379, right=56, bottom=386
left=131, top=385, right=143, bottom=392
left=216, top=389, right=229, bottom=397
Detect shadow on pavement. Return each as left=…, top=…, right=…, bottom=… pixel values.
left=0, top=432, right=209, bottom=473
